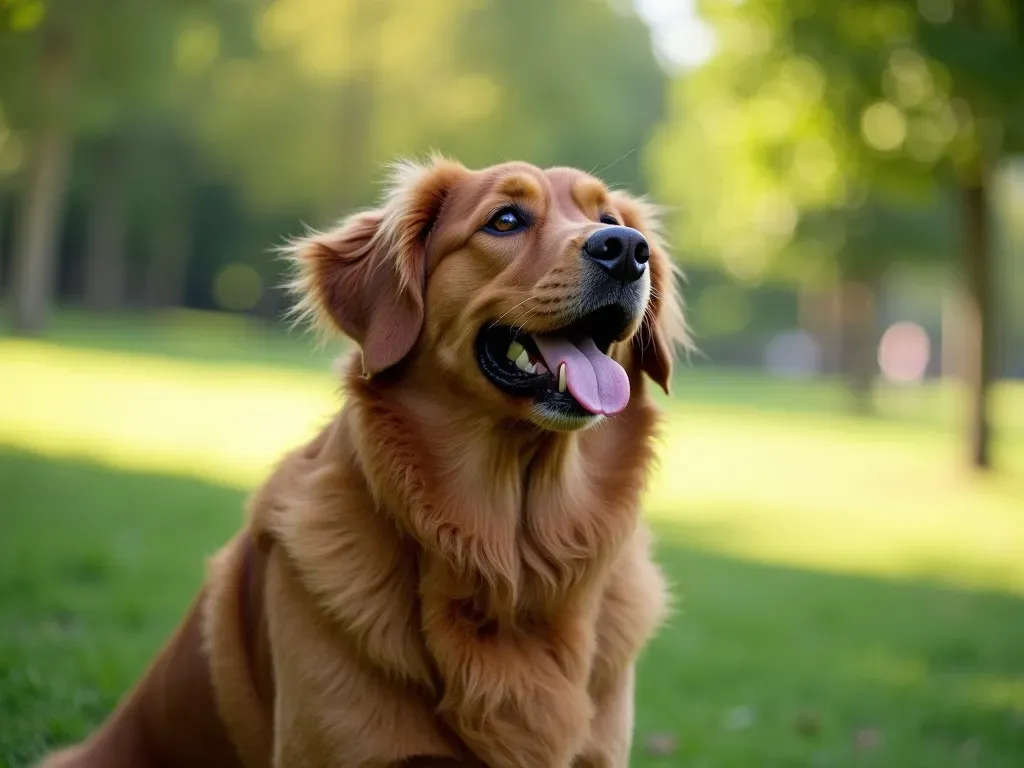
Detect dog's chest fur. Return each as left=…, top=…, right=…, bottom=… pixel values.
left=255, top=387, right=666, bottom=768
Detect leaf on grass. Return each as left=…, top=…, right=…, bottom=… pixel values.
left=795, top=709, right=822, bottom=739
left=643, top=732, right=678, bottom=757
left=959, top=738, right=981, bottom=761
left=723, top=705, right=756, bottom=731
left=853, top=727, right=883, bottom=751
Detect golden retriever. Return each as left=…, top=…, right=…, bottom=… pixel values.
left=38, top=157, right=687, bottom=768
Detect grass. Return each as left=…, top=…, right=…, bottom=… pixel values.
left=18, top=307, right=338, bottom=371
left=2, top=316, right=1024, bottom=767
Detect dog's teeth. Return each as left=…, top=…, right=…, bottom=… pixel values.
left=515, top=349, right=532, bottom=372
left=526, top=362, right=537, bottom=374
left=507, top=341, right=525, bottom=362
left=535, top=362, right=548, bottom=375
left=558, top=363, right=567, bottom=393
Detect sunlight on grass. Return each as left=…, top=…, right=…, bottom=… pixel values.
left=845, top=651, right=1024, bottom=712
left=3, top=338, right=1023, bottom=595
left=962, top=676, right=1024, bottom=711
left=648, top=401, right=1024, bottom=593
left=0, top=340, right=337, bottom=488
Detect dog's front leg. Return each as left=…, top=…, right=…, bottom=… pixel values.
left=572, top=665, right=636, bottom=768
left=264, top=548, right=457, bottom=768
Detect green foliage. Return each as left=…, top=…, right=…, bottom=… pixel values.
left=647, top=0, right=1024, bottom=284
left=0, top=0, right=667, bottom=311
left=0, top=0, right=44, bottom=32
left=185, top=0, right=663, bottom=219
left=0, top=0, right=192, bottom=134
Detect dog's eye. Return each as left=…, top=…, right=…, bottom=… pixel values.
left=485, top=207, right=528, bottom=235
left=599, top=214, right=619, bottom=226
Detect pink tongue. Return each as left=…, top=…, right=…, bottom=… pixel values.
left=532, top=335, right=630, bottom=415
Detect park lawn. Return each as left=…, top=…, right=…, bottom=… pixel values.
left=2, top=330, right=1024, bottom=767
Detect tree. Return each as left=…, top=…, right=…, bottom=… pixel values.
left=137, top=128, right=198, bottom=309
left=647, top=0, right=1024, bottom=468
left=81, top=133, right=130, bottom=309
left=161, top=0, right=664, bottom=309
left=3, top=10, right=72, bottom=333
left=2, top=0, right=669, bottom=321
left=186, top=0, right=663, bottom=218
left=908, top=0, right=1023, bottom=468
left=1, top=0, right=211, bottom=327
left=798, top=192, right=955, bottom=410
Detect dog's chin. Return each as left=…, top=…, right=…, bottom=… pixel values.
left=528, top=401, right=604, bottom=433
left=475, top=301, right=639, bottom=431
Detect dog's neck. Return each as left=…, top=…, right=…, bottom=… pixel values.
left=342, top=353, right=660, bottom=620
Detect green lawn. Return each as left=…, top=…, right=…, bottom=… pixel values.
left=2, top=317, right=1023, bottom=767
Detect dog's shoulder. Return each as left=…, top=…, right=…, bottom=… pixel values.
left=249, top=416, right=437, bottom=689
left=590, top=522, right=669, bottom=700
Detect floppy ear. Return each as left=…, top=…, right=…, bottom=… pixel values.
left=609, top=191, right=690, bottom=394
left=286, top=158, right=465, bottom=377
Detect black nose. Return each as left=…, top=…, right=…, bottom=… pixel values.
left=582, top=226, right=649, bottom=283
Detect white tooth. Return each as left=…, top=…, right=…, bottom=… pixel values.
left=558, top=363, right=567, bottom=393
left=526, top=362, right=537, bottom=374
left=507, top=341, right=525, bottom=362
left=535, top=362, right=548, bottom=375
left=515, top=349, right=531, bottom=372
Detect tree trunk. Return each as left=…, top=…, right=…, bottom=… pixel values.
left=83, top=137, right=129, bottom=310
left=797, top=287, right=836, bottom=376
left=961, top=168, right=995, bottom=470
left=8, top=25, right=73, bottom=335
left=0, top=192, right=6, bottom=293
left=940, top=292, right=963, bottom=380
left=143, top=181, right=192, bottom=308
left=837, top=279, right=878, bottom=414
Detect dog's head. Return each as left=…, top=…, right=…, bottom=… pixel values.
left=288, top=157, right=687, bottom=431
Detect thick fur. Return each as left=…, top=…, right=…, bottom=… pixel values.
left=38, top=158, right=688, bottom=768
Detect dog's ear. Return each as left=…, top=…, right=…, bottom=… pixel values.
left=287, top=158, right=466, bottom=377
left=609, top=191, right=690, bottom=394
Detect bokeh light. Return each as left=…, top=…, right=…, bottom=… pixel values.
left=878, top=321, right=931, bottom=384
left=213, top=263, right=263, bottom=312
left=917, top=0, right=954, bottom=25
left=764, top=330, right=822, bottom=380
left=861, top=101, right=908, bottom=151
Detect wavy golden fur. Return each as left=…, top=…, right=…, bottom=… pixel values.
left=38, top=158, right=687, bottom=768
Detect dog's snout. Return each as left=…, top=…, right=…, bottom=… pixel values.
left=582, top=226, right=649, bottom=283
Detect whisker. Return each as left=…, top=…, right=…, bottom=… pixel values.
left=591, top=148, right=637, bottom=178
left=638, top=305, right=656, bottom=358
left=508, top=302, right=558, bottom=334
left=509, top=306, right=544, bottom=331
left=489, top=295, right=535, bottom=329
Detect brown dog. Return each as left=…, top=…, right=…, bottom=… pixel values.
left=38, top=157, right=687, bottom=768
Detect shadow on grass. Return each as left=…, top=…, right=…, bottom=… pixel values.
left=2, top=447, right=1022, bottom=767
left=640, top=521, right=1024, bottom=766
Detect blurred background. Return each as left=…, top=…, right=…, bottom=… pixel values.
left=1, top=0, right=1022, bottom=766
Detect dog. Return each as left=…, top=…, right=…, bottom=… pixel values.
left=38, top=157, right=687, bottom=768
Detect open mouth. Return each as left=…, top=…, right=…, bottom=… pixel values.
left=476, top=302, right=635, bottom=418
